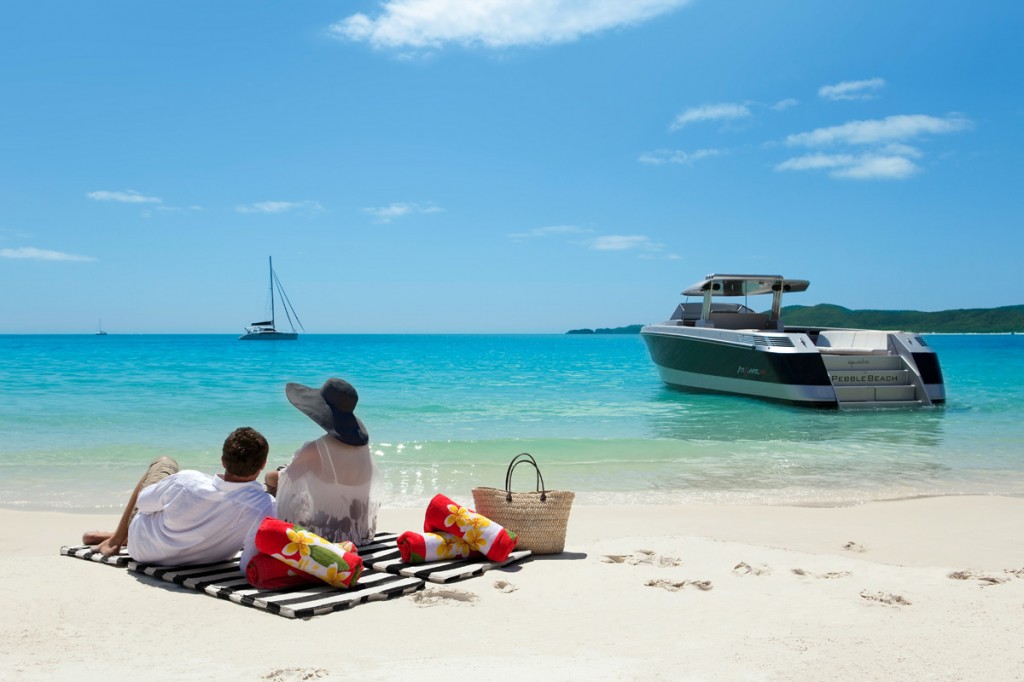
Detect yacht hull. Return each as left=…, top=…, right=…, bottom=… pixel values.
left=641, top=328, right=838, bottom=407
left=238, top=331, right=298, bottom=341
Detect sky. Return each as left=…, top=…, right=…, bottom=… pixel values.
left=1, top=0, right=1022, bottom=334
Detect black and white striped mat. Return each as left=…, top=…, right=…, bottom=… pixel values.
left=60, top=545, right=131, bottom=567
left=61, top=532, right=531, bottom=618
left=127, top=556, right=424, bottom=619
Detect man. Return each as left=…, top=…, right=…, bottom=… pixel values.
left=83, top=426, right=275, bottom=570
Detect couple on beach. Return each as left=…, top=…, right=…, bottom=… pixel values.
left=83, top=378, right=382, bottom=573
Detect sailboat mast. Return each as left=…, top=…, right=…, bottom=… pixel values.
left=268, top=256, right=276, bottom=327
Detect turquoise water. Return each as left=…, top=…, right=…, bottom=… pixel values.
left=1, top=334, right=1022, bottom=511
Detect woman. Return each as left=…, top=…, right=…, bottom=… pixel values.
left=265, top=378, right=382, bottom=545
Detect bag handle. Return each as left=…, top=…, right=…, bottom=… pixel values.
left=504, top=452, right=546, bottom=502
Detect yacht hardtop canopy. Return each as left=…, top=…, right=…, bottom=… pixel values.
left=681, top=274, right=810, bottom=297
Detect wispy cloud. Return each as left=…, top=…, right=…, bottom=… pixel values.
left=362, top=201, right=443, bottom=223
left=0, top=247, right=96, bottom=262
left=818, top=77, right=886, bottom=101
left=775, top=113, right=971, bottom=180
left=775, top=153, right=919, bottom=180
left=771, top=98, right=798, bottom=111
left=669, top=103, right=750, bottom=131
left=785, top=114, right=971, bottom=147
left=638, top=148, right=721, bottom=165
left=0, top=227, right=30, bottom=242
left=236, top=200, right=324, bottom=214
left=155, top=205, right=203, bottom=213
left=507, top=224, right=592, bottom=240
left=330, top=0, right=693, bottom=49
left=590, top=235, right=663, bottom=252
left=87, top=190, right=162, bottom=204
left=509, top=225, right=676, bottom=258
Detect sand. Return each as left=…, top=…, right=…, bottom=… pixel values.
left=2, top=496, right=1023, bottom=681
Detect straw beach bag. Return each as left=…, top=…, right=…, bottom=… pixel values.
left=472, top=453, right=574, bottom=555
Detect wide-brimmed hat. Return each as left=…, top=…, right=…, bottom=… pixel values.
left=285, top=378, right=369, bottom=446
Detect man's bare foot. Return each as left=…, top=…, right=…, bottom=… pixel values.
left=83, top=531, right=113, bottom=545
left=94, top=536, right=126, bottom=556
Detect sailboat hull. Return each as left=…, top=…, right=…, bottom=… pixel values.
left=239, top=330, right=297, bottom=341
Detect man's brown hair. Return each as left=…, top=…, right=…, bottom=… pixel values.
left=221, top=426, right=269, bottom=478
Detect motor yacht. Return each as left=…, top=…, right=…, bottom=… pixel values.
left=639, top=274, right=945, bottom=408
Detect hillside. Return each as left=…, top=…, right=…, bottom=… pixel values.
left=567, top=304, right=1024, bottom=334
left=779, top=304, right=1024, bottom=333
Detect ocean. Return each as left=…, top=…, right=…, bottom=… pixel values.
left=1, top=333, right=1022, bottom=512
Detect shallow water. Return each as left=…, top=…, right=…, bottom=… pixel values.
left=1, top=333, right=1022, bottom=511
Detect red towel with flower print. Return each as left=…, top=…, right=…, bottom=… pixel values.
left=246, top=553, right=321, bottom=590
left=254, top=517, right=363, bottom=588
left=396, top=530, right=481, bottom=564
left=422, top=494, right=517, bottom=562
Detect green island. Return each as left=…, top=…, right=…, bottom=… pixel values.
left=567, top=304, right=1024, bottom=335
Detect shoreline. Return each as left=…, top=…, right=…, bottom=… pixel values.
left=4, top=496, right=1023, bottom=680
left=6, top=486, right=1024, bottom=517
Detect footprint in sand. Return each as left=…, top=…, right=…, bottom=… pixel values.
left=842, top=541, right=867, bottom=553
left=410, top=588, right=480, bottom=607
left=791, top=568, right=851, bottom=579
left=493, top=579, right=518, bottom=593
left=645, top=578, right=712, bottom=592
left=261, top=668, right=328, bottom=681
left=860, top=590, right=911, bottom=607
left=733, top=562, right=771, bottom=576
left=601, top=550, right=682, bottom=567
left=947, top=570, right=1009, bottom=586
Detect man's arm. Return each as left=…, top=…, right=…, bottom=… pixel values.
left=93, top=477, right=147, bottom=556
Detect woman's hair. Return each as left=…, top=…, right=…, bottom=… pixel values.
left=222, top=426, right=269, bottom=478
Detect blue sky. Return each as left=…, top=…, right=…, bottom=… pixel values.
left=2, top=0, right=1021, bottom=334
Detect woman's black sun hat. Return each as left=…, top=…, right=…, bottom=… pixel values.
left=285, top=378, right=369, bottom=446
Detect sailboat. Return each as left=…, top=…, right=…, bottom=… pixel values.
left=95, top=319, right=108, bottom=336
left=239, top=257, right=304, bottom=341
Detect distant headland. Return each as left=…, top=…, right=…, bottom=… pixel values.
left=567, top=304, right=1024, bottom=335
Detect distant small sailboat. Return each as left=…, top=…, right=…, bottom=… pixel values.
left=95, top=319, right=108, bottom=336
left=239, top=257, right=304, bottom=341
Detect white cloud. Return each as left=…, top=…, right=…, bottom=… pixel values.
left=785, top=114, right=972, bottom=147
left=508, top=224, right=592, bottom=240
left=670, top=103, right=750, bottom=131
left=771, top=98, right=798, bottom=111
left=776, top=113, right=970, bottom=181
left=0, top=247, right=96, bottom=262
left=155, top=205, right=203, bottom=213
left=833, top=155, right=918, bottom=180
left=775, top=153, right=918, bottom=180
left=87, top=190, right=162, bottom=204
left=509, top=226, right=670, bottom=255
left=590, top=235, right=663, bottom=251
left=331, top=0, right=692, bottom=49
left=880, top=142, right=923, bottom=158
left=236, top=200, right=324, bottom=214
left=638, top=148, right=721, bottom=165
left=774, top=153, right=855, bottom=172
left=363, top=201, right=443, bottom=223
left=818, top=78, right=886, bottom=101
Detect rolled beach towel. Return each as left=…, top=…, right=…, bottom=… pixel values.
left=246, top=553, right=321, bottom=590
left=254, top=517, right=363, bottom=588
left=423, top=494, right=518, bottom=562
left=396, top=530, right=479, bottom=565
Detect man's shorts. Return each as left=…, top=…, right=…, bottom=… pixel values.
left=141, top=456, right=179, bottom=488
left=130, top=456, right=180, bottom=522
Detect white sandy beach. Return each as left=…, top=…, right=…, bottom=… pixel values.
left=3, top=497, right=1023, bottom=681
